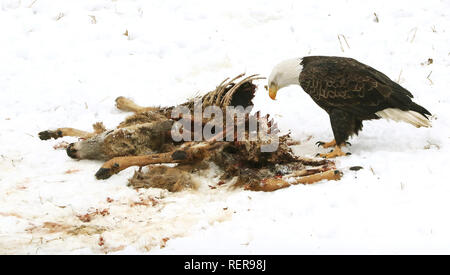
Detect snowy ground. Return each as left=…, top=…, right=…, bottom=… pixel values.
left=1, top=0, right=450, bottom=254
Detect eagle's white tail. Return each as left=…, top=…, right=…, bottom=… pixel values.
left=376, top=108, right=432, bottom=128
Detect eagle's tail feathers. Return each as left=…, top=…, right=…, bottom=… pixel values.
left=376, top=108, right=432, bottom=128
left=409, top=102, right=432, bottom=117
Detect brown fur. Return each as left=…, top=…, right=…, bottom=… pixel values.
left=40, top=74, right=342, bottom=192
left=129, top=166, right=196, bottom=192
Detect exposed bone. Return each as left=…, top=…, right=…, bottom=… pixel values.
left=115, top=96, right=159, bottom=113
left=250, top=169, right=342, bottom=192
left=39, top=74, right=344, bottom=192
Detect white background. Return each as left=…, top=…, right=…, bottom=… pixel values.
left=0, top=0, right=449, bottom=254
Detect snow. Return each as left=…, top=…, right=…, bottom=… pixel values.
left=1, top=0, right=450, bottom=254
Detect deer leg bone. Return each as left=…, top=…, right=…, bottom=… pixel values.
left=38, top=127, right=96, bottom=140
left=115, top=96, right=159, bottom=113
left=95, top=142, right=223, bottom=179
left=95, top=152, right=187, bottom=180
left=292, top=169, right=342, bottom=184
left=247, top=169, right=342, bottom=192
left=39, top=122, right=106, bottom=141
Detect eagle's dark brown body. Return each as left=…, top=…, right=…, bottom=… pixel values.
left=298, top=56, right=431, bottom=145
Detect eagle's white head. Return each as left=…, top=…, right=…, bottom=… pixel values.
left=268, top=58, right=303, bottom=100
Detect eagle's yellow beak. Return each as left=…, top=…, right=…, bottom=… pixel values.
left=269, top=84, right=278, bottom=100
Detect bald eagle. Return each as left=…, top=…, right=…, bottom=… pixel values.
left=268, top=56, right=432, bottom=158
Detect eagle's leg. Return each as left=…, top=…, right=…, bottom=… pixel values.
left=317, top=109, right=354, bottom=158
left=316, top=139, right=351, bottom=148
left=315, top=139, right=336, bottom=148
left=318, top=144, right=348, bottom=158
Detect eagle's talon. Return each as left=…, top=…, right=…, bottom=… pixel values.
left=268, top=57, right=432, bottom=157
left=315, top=141, right=325, bottom=147
left=317, top=145, right=348, bottom=159
left=315, top=139, right=336, bottom=148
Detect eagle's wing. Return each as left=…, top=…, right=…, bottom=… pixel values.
left=299, top=57, right=415, bottom=118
